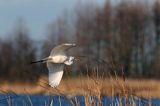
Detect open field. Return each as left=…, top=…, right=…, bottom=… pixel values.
left=0, top=76, right=159, bottom=98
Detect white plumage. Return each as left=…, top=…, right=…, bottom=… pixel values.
left=47, top=63, right=64, bottom=87
left=44, top=43, right=76, bottom=87
left=31, top=43, right=76, bottom=87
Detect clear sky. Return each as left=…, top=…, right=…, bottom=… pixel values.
left=0, top=0, right=106, bottom=41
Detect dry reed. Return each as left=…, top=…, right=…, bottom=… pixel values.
left=0, top=76, right=159, bottom=98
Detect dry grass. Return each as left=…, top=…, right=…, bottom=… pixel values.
left=0, top=76, right=159, bottom=98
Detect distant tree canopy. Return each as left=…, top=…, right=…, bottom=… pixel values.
left=0, top=20, right=38, bottom=82
left=0, top=1, right=160, bottom=82
left=70, top=1, right=160, bottom=78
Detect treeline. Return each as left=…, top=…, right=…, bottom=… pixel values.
left=0, top=1, right=160, bottom=82
left=0, top=21, right=40, bottom=82
left=73, top=1, right=160, bottom=78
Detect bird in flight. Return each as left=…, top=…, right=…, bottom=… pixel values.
left=31, top=43, right=76, bottom=87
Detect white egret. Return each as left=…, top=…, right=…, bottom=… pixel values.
left=31, top=43, right=76, bottom=87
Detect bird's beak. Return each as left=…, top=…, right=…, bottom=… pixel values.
left=74, top=55, right=85, bottom=61
left=74, top=57, right=80, bottom=61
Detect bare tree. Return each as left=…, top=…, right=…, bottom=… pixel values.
left=9, top=19, right=37, bottom=82
left=152, top=1, right=160, bottom=78
left=0, top=39, right=13, bottom=80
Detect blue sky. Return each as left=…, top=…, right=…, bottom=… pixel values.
left=0, top=0, right=105, bottom=40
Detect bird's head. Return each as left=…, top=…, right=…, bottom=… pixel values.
left=64, top=56, right=75, bottom=65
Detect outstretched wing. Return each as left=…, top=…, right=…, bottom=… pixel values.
left=47, top=62, right=64, bottom=87
left=50, top=43, right=76, bottom=56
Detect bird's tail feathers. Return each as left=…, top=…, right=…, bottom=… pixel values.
left=30, top=57, right=52, bottom=64
left=30, top=60, right=44, bottom=64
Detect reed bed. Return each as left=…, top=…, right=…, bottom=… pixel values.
left=0, top=76, right=159, bottom=98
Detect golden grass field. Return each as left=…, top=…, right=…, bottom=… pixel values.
left=0, top=76, right=159, bottom=98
